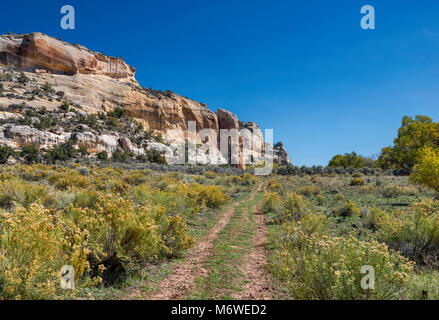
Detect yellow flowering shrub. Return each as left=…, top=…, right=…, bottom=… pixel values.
left=274, top=216, right=414, bottom=299
left=186, top=183, right=230, bottom=209
left=204, top=171, right=217, bottom=179
left=349, top=177, right=365, bottom=186
left=375, top=198, right=439, bottom=264
left=316, top=194, right=325, bottom=205
left=0, top=204, right=90, bottom=299
left=382, top=184, right=418, bottom=198
left=267, top=178, right=282, bottom=193
left=334, top=201, right=361, bottom=218
left=269, top=192, right=310, bottom=224
left=240, top=173, right=259, bottom=186
left=66, top=195, right=164, bottom=279
left=150, top=205, right=194, bottom=257
left=0, top=164, right=231, bottom=297
left=262, top=191, right=281, bottom=213
left=0, top=179, right=54, bottom=209
left=47, top=169, right=90, bottom=190
left=296, top=185, right=321, bottom=195
left=360, top=185, right=375, bottom=194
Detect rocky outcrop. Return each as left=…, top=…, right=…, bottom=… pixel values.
left=119, top=137, right=145, bottom=156
left=0, top=32, right=290, bottom=168
left=72, top=131, right=119, bottom=154
left=0, top=124, right=68, bottom=149
left=217, top=108, right=239, bottom=131
left=273, top=142, right=290, bottom=165
left=0, top=33, right=135, bottom=79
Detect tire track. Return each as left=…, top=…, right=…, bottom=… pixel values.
left=144, top=183, right=263, bottom=300
left=232, top=183, right=285, bottom=300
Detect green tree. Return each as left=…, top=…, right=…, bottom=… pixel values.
left=111, top=148, right=132, bottom=162
left=45, top=140, right=78, bottom=164
left=376, top=146, right=395, bottom=170
left=97, top=150, right=108, bottom=161
left=146, top=149, right=166, bottom=164
left=328, top=151, right=372, bottom=168
left=410, top=146, right=439, bottom=193
left=378, top=115, right=439, bottom=171
left=20, top=144, right=39, bottom=164
left=0, top=145, right=14, bottom=164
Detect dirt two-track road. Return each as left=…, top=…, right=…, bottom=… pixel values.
left=124, top=182, right=285, bottom=300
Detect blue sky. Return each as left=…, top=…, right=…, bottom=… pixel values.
left=1, top=0, right=439, bottom=166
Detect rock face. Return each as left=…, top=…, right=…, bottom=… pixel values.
left=0, top=33, right=135, bottom=79
left=273, top=142, right=290, bottom=165
left=217, top=108, right=239, bottom=131
left=72, top=131, right=119, bottom=154
left=0, top=32, right=290, bottom=168
left=0, top=124, right=67, bottom=149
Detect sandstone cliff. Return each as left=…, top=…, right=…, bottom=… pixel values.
left=0, top=32, right=289, bottom=168
left=273, top=142, right=290, bottom=165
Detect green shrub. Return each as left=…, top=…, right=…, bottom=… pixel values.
left=45, top=140, right=78, bottom=164
left=328, top=151, right=373, bottom=169
left=0, top=146, right=14, bottom=164
left=97, top=150, right=108, bottom=161
left=108, top=107, right=125, bottom=118
left=41, top=82, right=55, bottom=95
left=146, top=149, right=166, bottom=164
left=112, top=148, right=132, bottom=162
left=316, top=194, right=325, bottom=205
left=17, top=72, right=30, bottom=84
left=60, top=100, right=70, bottom=112
left=20, top=144, right=39, bottom=164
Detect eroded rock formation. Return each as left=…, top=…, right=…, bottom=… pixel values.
left=0, top=33, right=135, bottom=78
left=273, top=142, right=291, bottom=165
left=0, top=32, right=289, bottom=168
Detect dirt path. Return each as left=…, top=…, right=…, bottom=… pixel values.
left=145, top=183, right=263, bottom=300
left=231, top=183, right=286, bottom=300
left=232, top=201, right=277, bottom=299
